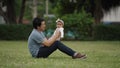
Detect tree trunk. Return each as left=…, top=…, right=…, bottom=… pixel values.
left=0, top=7, right=9, bottom=24
left=18, top=0, right=26, bottom=24
left=6, top=0, right=16, bottom=24
left=33, top=0, right=38, bottom=18
left=94, top=0, right=103, bottom=25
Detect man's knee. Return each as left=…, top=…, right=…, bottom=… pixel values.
left=54, top=41, right=61, bottom=45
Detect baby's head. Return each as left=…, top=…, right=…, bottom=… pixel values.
left=56, top=18, right=64, bottom=28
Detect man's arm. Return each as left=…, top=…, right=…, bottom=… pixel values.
left=42, top=28, right=60, bottom=47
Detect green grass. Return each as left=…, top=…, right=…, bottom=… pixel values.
left=0, top=41, right=120, bottom=68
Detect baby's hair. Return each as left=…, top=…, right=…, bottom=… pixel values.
left=56, top=18, right=64, bottom=25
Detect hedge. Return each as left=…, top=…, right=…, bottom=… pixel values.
left=93, top=24, right=120, bottom=40
left=0, top=24, right=33, bottom=40
left=0, top=24, right=120, bottom=40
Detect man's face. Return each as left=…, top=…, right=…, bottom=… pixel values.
left=38, top=21, right=46, bottom=31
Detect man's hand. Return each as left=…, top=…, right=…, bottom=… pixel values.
left=54, top=28, right=61, bottom=38
left=42, top=28, right=60, bottom=47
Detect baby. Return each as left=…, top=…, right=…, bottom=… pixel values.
left=54, top=18, right=64, bottom=40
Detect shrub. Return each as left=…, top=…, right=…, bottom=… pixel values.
left=94, top=24, right=120, bottom=40
left=0, top=23, right=119, bottom=41
left=61, top=10, right=93, bottom=40
left=0, top=24, right=32, bottom=40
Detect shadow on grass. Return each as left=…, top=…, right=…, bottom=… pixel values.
left=28, top=56, right=71, bottom=60
left=48, top=56, right=71, bottom=60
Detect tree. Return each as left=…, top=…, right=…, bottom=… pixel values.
left=0, top=0, right=16, bottom=24
left=26, top=0, right=44, bottom=18
left=18, top=0, right=26, bottom=24
left=32, top=0, right=38, bottom=18
left=50, top=0, right=85, bottom=16
left=94, top=0, right=103, bottom=24
left=0, top=0, right=27, bottom=24
left=50, top=0, right=120, bottom=24
left=0, top=0, right=9, bottom=24
left=94, top=0, right=120, bottom=24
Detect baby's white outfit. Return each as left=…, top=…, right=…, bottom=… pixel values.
left=54, top=27, right=64, bottom=41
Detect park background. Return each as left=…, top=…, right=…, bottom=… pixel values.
left=0, top=0, right=120, bottom=40
left=0, top=0, right=120, bottom=68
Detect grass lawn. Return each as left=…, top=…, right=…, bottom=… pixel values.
left=0, top=41, right=120, bottom=68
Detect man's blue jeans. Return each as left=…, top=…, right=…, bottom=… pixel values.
left=37, top=41, right=76, bottom=58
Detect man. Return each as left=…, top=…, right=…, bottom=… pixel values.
left=28, top=17, right=86, bottom=59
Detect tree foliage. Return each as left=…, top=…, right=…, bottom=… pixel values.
left=50, top=0, right=120, bottom=24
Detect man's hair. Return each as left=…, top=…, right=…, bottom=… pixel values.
left=32, top=17, right=45, bottom=29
